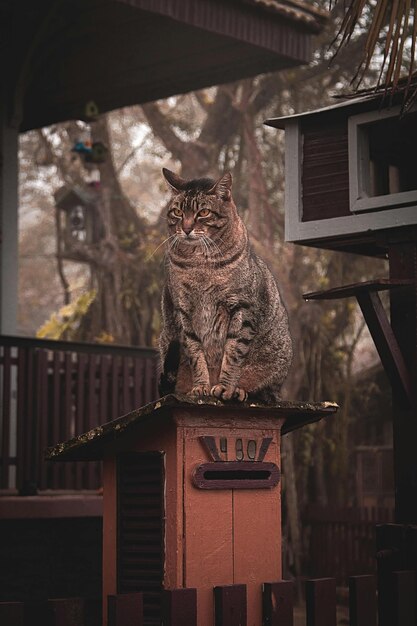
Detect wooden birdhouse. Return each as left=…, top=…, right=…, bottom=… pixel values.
left=46, top=394, right=337, bottom=626
left=54, top=185, right=99, bottom=258
left=265, top=96, right=417, bottom=257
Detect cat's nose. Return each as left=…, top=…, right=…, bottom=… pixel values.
left=183, top=225, right=194, bottom=235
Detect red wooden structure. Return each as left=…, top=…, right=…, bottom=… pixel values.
left=46, top=394, right=337, bottom=625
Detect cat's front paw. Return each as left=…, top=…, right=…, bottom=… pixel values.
left=189, top=385, right=211, bottom=397
left=211, top=384, right=248, bottom=402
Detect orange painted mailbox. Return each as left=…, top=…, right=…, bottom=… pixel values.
left=46, top=394, right=337, bottom=625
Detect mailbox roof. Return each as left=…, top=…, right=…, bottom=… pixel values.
left=45, top=393, right=338, bottom=462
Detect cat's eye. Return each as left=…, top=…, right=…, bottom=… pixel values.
left=198, top=208, right=211, bottom=218
left=172, top=207, right=183, bottom=217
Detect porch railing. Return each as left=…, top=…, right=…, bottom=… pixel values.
left=0, top=335, right=158, bottom=493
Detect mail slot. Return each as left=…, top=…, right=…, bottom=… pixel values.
left=192, top=461, right=280, bottom=489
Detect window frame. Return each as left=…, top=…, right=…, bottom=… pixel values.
left=348, top=105, right=417, bottom=214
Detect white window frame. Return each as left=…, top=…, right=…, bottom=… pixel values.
left=348, top=105, right=417, bottom=214
left=283, top=114, right=417, bottom=246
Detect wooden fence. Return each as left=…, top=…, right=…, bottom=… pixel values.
left=304, top=505, right=394, bottom=584
left=0, top=335, right=158, bottom=493
left=1, top=574, right=415, bottom=625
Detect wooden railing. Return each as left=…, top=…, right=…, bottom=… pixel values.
left=0, top=335, right=158, bottom=493
left=304, top=504, right=394, bottom=584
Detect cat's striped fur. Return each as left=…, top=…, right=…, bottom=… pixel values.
left=159, top=168, right=292, bottom=403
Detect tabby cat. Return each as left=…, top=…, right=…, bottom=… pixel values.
left=159, top=168, right=292, bottom=403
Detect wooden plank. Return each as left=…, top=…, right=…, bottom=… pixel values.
left=349, top=575, right=377, bottom=626
left=0, top=602, right=24, bottom=625
left=144, top=357, right=156, bottom=403
left=305, top=578, right=336, bottom=626
left=133, top=358, right=144, bottom=409
left=110, top=356, right=120, bottom=421
left=162, top=588, right=197, bottom=626
left=214, top=584, right=247, bottom=626
left=392, top=571, right=416, bottom=626
left=48, top=598, right=85, bottom=626
left=51, top=351, right=62, bottom=489
left=303, top=279, right=413, bottom=301
left=75, top=354, right=87, bottom=489
left=99, top=355, right=109, bottom=423
left=122, top=356, right=130, bottom=414
left=1, top=346, right=11, bottom=488
left=63, top=352, right=74, bottom=488
left=357, top=291, right=412, bottom=406
left=87, top=353, right=98, bottom=489
left=24, top=346, right=35, bottom=493
left=38, top=349, right=49, bottom=489
left=107, top=593, right=143, bottom=626
left=263, top=581, right=294, bottom=626
left=16, top=347, right=26, bottom=492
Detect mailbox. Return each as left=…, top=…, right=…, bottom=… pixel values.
left=46, top=394, right=337, bottom=625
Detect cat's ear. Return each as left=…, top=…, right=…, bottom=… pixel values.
left=208, top=172, right=232, bottom=201
left=162, top=168, right=187, bottom=193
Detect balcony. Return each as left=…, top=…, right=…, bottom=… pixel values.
left=0, top=335, right=158, bottom=498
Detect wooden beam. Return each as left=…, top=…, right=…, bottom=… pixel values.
left=0, top=97, right=18, bottom=334
left=356, top=291, right=412, bottom=406
left=303, top=279, right=413, bottom=407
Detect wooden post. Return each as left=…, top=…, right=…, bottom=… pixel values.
left=388, top=244, right=417, bottom=523
left=392, top=571, right=416, bottom=626
left=214, top=584, right=247, bottom=626
left=305, top=578, right=336, bottom=626
left=349, top=575, right=377, bottom=626
left=263, top=581, right=294, bottom=626
left=48, top=598, right=85, bottom=626
left=0, top=95, right=18, bottom=335
left=0, top=602, right=24, bottom=625
left=162, top=588, right=197, bottom=626
left=107, top=593, right=143, bottom=626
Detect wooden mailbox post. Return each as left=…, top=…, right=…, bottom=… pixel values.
left=47, top=394, right=337, bottom=625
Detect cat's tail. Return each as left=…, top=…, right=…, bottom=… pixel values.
left=158, top=340, right=180, bottom=396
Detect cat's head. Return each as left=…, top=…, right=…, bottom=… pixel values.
left=162, top=169, right=239, bottom=246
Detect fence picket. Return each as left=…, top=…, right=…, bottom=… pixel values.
left=214, top=584, right=247, bottom=626
left=392, top=571, right=416, bottom=626
left=162, top=588, right=197, bottom=626
left=16, top=347, right=26, bottom=490
left=305, top=578, right=336, bottom=626
left=107, top=593, right=143, bottom=625
left=1, top=346, right=12, bottom=488
left=349, top=575, right=377, bottom=626
left=263, top=581, right=294, bottom=626
left=0, top=334, right=159, bottom=490
left=0, top=602, right=24, bottom=625
left=48, top=598, right=85, bottom=626
left=51, top=351, right=62, bottom=488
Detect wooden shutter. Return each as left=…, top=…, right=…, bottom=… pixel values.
left=117, top=452, right=164, bottom=625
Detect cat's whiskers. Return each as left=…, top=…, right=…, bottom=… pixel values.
left=146, top=234, right=177, bottom=261
left=202, top=234, right=223, bottom=264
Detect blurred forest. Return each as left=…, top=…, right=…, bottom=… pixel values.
left=18, top=2, right=403, bottom=578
